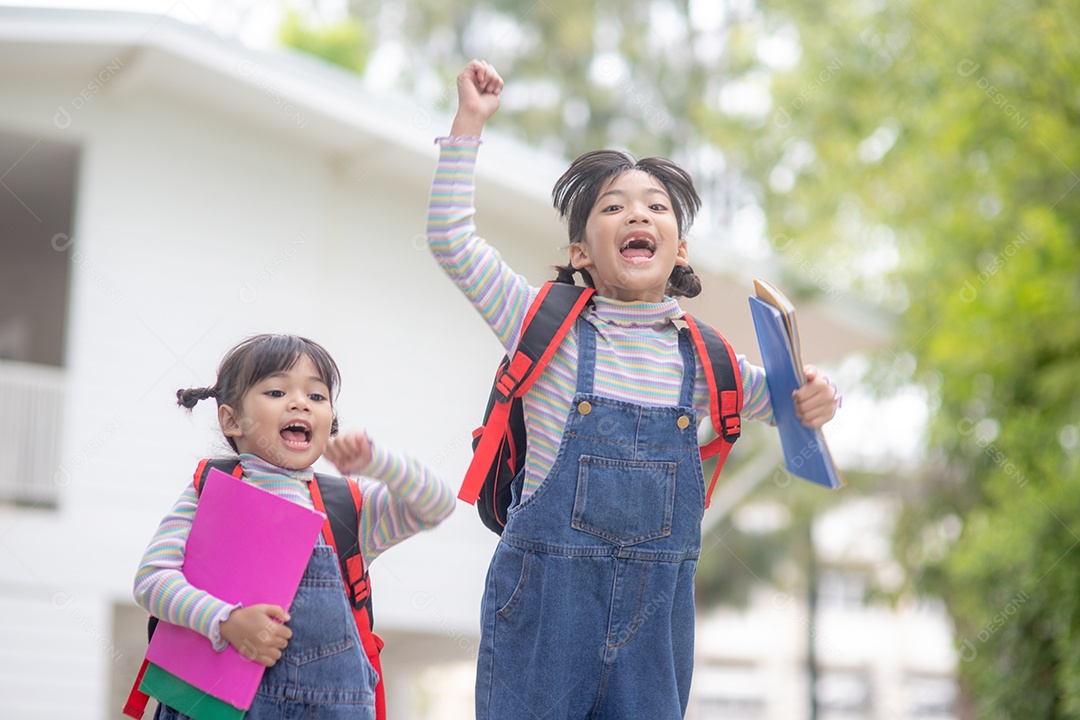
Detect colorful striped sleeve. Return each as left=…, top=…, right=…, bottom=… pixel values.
left=132, top=484, right=238, bottom=650
left=691, top=355, right=774, bottom=433
left=740, top=358, right=775, bottom=424
left=358, top=440, right=455, bottom=565
left=426, top=136, right=535, bottom=352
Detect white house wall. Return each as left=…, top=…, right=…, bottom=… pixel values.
left=0, top=14, right=569, bottom=717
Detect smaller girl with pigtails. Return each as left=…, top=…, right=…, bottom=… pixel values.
left=131, top=333, right=454, bottom=720
left=427, top=61, right=840, bottom=719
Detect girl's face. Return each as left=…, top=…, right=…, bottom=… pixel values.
left=569, top=169, right=688, bottom=303
left=218, top=355, right=334, bottom=470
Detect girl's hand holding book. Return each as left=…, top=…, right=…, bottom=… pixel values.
left=793, top=365, right=840, bottom=428
left=220, top=604, right=292, bottom=667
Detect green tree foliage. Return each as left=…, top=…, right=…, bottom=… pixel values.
left=339, top=0, right=740, bottom=161
left=278, top=9, right=370, bottom=74
left=706, top=0, right=1080, bottom=715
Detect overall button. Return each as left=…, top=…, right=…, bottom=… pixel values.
left=578, top=401, right=592, bottom=415
left=676, top=415, right=690, bottom=429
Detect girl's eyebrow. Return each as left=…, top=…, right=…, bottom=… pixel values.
left=597, top=187, right=670, bottom=202
left=257, top=371, right=328, bottom=386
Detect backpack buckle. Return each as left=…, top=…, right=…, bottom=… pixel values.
left=495, top=353, right=535, bottom=401
left=345, top=557, right=370, bottom=609
left=721, top=413, right=741, bottom=441
left=494, top=371, right=520, bottom=402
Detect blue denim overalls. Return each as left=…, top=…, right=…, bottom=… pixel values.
left=476, top=319, right=705, bottom=719
left=155, top=544, right=378, bottom=720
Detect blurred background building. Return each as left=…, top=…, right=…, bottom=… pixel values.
left=0, top=7, right=955, bottom=719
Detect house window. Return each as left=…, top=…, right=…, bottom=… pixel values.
left=0, top=129, right=78, bottom=507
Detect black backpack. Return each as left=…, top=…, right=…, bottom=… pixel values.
left=458, top=281, right=744, bottom=534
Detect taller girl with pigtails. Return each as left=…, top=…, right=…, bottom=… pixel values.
left=428, top=60, right=840, bottom=719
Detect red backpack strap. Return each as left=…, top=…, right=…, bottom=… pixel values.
left=192, top=457, right=243, bottom=495
left=310, top=474, right=385, bottom=720
left=122, top=659, right=152, bottom=718
left=683, top=315, right=743, bottom=508
left=460, top=395, right=513, bottom=506
left=460, top=281, right=595, bottom=504
left=123, top=458, right=246, bottom=718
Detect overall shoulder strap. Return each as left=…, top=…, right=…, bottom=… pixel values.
left=683, top=315, right=743, bottom=508
left=460, top=281, right=595, bottom=504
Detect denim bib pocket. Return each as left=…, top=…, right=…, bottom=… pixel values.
left=282, top=591, right=358, bottom=665
left=571, top=455, right=676, bottom=546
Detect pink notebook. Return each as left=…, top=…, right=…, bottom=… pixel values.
left=145, top=468, right=325, bottom=709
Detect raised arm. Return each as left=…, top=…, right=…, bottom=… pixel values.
left=326, top=430, right=456, bottom=565
left=450, top=59, right=502, bottom=137
left=427, top=61, right=535, bottom=352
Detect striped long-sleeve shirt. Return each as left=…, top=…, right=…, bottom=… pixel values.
left=427, top=136, right=775, bottom=499
left=133, top=442, right=453, bottom=649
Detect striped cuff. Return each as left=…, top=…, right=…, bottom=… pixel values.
left=209, top=602, right=241, bottom=652
left=435, top=135, right=482, bottom=146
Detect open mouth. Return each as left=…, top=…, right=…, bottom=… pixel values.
left=280, top=422, right=312, bottom=448
left=620, top=235, right=656, bottom=260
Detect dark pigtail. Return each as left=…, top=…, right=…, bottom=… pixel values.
left=553, top=263, right=595, bottom=288
left=666, top=264, right=702, bottom=299
left=176, top=386, right=217, bottom=409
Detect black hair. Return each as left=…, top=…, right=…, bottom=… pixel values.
left=551, top=149, right=703, bottom=298
left=177, top=334, right=341, bottom=451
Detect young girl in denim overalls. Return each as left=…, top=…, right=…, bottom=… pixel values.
left=428, top=62, right=840, bottom=719
left=133, top=334, right=454, bottom=719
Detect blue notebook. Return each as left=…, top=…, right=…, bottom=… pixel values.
left=748, top=285, right=844, bottom=490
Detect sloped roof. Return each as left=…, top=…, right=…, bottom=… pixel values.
left=0, top=6, right=568, bottom=225
left=0, top=5, right=892, bottom=361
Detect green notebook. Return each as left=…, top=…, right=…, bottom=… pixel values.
left=140, top=662, right=246, bottom=720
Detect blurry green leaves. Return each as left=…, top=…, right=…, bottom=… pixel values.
left=278, top=9, right=370, bottom=74
left=702, top=0, right=1080, bottom=714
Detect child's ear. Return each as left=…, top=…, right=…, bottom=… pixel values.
left=219, top=404, right=244, bottom=439
left=674, top=239, right=689, bottom=267
left=568, top=242, right=593, bottom=271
